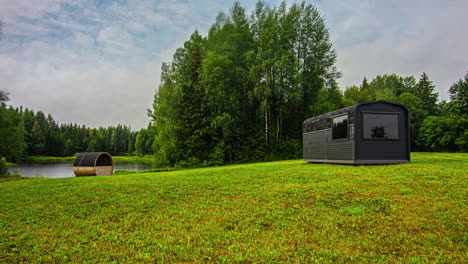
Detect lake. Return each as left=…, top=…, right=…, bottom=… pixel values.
left=8, top=162, right=154, bottom=178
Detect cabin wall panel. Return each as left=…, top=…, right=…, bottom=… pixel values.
left=303, top=130, right=327, bottom=160
left=355, top=103, right=409, bottom=161
left=326, top=126, right=354, bottom=160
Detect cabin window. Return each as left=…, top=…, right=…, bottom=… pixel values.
left=363, top=113, right=399, bottom=140
left=332, top=115, right=348, bottom=140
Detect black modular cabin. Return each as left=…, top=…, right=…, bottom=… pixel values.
left=303, top=100, right=410, bottom=164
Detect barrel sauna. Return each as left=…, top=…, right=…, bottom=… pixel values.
left=73, top=152, right=114, bottom=176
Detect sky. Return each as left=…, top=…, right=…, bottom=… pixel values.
left=1, top=0, right=467, bottom=130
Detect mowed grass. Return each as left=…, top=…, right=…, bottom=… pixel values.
left=1, top=153, right=466, bottom=263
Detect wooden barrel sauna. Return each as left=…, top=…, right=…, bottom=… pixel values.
left=73, top=152, right=114, bottom=176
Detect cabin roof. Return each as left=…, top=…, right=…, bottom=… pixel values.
left=73, top=152, right=113, bottom=167
left=303, top=100, right=408, bottom=133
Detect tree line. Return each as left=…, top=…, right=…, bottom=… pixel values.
left=2, top=68, right=464, bottom=165
left=342, top=72, right=467, bottom=152
left=148, top=1, right=467, bottom=167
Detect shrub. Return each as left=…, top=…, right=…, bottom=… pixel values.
left=0, top=157, right=9, bottom=177
left=418, top=115, right=467, bottom=152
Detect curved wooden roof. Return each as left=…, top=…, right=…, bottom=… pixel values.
left=73, top=152, right=113, bottom=167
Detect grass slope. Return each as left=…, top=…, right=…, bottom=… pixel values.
left=1, top=153, right=466, bottom=263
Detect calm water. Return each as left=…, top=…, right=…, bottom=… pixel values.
left=8, top=162, right=153, bottom=178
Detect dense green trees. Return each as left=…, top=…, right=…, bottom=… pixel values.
left=135, top=126, right=154, bottom=157
left=0, top=91, right=25, bottom=162
left=417, top=73, right=468, bottom=152
left=448, top=74, right=468, bottom=115
left=57, top=123, right=136, bottom=156
left=341, top=72, right=467, bottom=152
left=150, top=1, right=340, bottom=166
left=0, top=101, right=140, bottom=161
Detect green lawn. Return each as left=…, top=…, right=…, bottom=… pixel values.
left=1, top=153, right=466, bottom=263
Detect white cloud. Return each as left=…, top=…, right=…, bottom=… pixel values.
left=4, top=20, right=51, bottom=37
left=317, top=0, right=468, bottom=100
left=97, top=27, right=134, bottom=54
left=2, top=54, right=158, bottom=129
left=73, top=32, right=94, bottom=47
left=0, top=0, right=62, bottom=20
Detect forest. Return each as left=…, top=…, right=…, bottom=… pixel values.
left=0, top=104, right=141, bottom=162
left=0, top=1, right=467, bottom=166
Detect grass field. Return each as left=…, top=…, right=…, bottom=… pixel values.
left=1, top=153, right=466, bottom=263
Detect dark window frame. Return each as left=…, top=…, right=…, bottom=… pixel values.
left=331, top=114, right=349, bottom=141
left=362, top=112, right=400, bottom=141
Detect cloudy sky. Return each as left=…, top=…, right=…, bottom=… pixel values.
left=1, top=0, right=467, bottom=130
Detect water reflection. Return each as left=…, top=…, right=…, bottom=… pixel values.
left=8, top=162, right=153, bottom=178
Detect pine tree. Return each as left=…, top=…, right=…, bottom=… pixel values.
left=415, top=72, right=438, bottom=116
left=448, top=72, right=468, bottom=115
left=360, top=77, right=369, bottom=90
left=175, top=33, right=210, bottom=164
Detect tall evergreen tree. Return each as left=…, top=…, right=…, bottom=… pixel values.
left=448, top=72, right=468, bottom=115
left=415, top=72, right=438, bottom=116
left=30, top=121, right=46, bottom=155
left=360, top=77, right=369, bottom=90
left=175, top=32, right=210, bottom=164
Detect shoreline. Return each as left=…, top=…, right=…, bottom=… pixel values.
left=22, top=155, right=154, bottom=163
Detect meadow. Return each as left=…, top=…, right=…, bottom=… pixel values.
left=0, top=153, right=466, bottom=263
